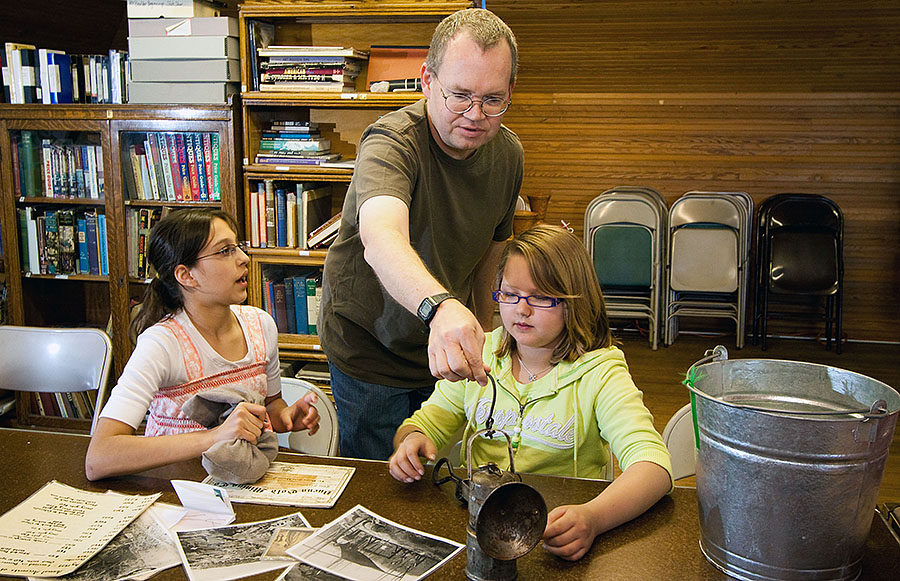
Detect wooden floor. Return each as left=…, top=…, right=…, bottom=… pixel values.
left=618, top=331, right=900, bottom=502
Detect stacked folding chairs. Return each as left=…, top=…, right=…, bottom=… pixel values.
left=752, top=193, right=843, bottom=353
left=584, top=186, right=667, bottom=349
left=663, top=191, right=753, bottom=348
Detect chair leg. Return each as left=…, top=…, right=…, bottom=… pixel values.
left=835, top=289, right=843, bottom=355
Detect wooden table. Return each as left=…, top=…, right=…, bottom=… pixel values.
left=1, top=428, right=898, bottom=580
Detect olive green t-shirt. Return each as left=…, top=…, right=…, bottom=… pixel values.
left=319, top=99, right=523, bottom=388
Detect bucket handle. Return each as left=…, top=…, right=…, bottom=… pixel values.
left=690, top=345, right=730, bottom=371
left=685, top=346, right=891, bottom=419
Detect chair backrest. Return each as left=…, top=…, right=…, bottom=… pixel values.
left=592, top=224, right=653, bottom=287
left=668, top=195, right=744, bottom=293
left=758, top=194, right=843, bottom=295
left=276, top=377, right=339, bottom=456
left=662, top=403, right=697, bottom=480
left=0, top=325, right=112, bottom=434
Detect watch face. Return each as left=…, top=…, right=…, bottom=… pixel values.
left=417, top=299, right=433, bottom=321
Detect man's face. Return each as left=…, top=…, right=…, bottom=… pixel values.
left=422, top=32, right=514, bottom=160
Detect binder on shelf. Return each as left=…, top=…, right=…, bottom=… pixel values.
left=126, top=0, right=223, bottom=19
left=130, top=58, right=240, bottom=82
left=127, top=81, right=239, bottom=104
left=128, top=36, right=239, bottom=60
left=127, top=15, right=238, bottom=37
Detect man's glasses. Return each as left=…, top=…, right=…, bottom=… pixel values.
left=492, top=290, right=562, bottom=308
left=435, top=76, right=511, bottom=117
left=196, top=242, right=249, bottom=261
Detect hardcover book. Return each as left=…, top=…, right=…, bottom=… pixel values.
left=57, top=209, right=76, bottom=274
left=84, top=210, right=100, bottom=275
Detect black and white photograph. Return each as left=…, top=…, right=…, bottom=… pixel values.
left=175, top=512, right=309, bottom=581
left=263, top=526, right=317, bottom=560
left=30, top=508, right=181, bottom=581
left=275, top=562, right=348, bottom=581
left=287, top=505, right=463, bottom=581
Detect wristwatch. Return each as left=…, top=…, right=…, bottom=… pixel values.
left=416, top=292, right=455, bottom=325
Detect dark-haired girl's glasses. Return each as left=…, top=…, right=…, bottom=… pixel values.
left=196, top=242, right=249, bottom=261
left=492, top=290, right=562, bottom=308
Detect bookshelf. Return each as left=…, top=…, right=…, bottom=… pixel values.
left=238, top=0, right=474, bottom=363
left=0, top=103, right=241, bottom=430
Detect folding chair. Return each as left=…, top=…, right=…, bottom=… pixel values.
left=0, top=325, right=112, bottom=434
left=276, top=377, right=340, bottom=456
left=662, top=403, right=697, bottom=480
left=585, top=186, right=667, bottom=349
left=753, top=194, right=843, bottom=352
left=664, top=193, right=749, bottom=348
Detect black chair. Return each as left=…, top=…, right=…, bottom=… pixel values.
left=752, top=194, right=843, bottom=353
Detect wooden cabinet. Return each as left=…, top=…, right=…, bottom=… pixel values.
left=0, top=103, right=240, bottom=430
left=237, top=1, right=473, bottom=363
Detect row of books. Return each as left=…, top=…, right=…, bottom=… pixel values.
left=13, top=131, right=105, bottom=199
left=254, top=121, right=342, bottom=167
left=256, top=46, right=367, bottom=93
left=123, top=131, right=221, bottom=201
left=262, top=268, right=322, bottom=336
left=17, top=207, right=108, bottom=276
left=249, top=180, right=333, bottom=250
left=2, top=42, right=128, bottom=104
left=126, top=207, right=163, bottom=279
left=28, top=389, right=97, bottom=420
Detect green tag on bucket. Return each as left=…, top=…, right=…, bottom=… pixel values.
left=689, top=391, right=700, bottom=451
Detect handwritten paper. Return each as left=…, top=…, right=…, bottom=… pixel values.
left=0, top=480, right=159, bottom=577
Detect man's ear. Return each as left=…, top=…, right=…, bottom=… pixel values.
left=421, top=64, right=435, bottom=97
left=173, top=264, right=196, bottom=288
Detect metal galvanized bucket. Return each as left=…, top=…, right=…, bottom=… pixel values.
left=685, top=346, right=900, bottom=581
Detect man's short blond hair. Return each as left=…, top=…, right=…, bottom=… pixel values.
left=425, top=8, right=518, bottom=85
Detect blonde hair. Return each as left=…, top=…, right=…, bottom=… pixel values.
left=494, top=224, right=614, bottom=363
left=425, top=8, right=518, bottom=85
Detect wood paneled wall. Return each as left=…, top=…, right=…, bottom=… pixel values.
left=490, top=1, right=900, bottom=342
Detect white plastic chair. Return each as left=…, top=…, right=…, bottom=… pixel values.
left=276, top=377, right=339, bottom=456
left=662, top=403, right=697, bottom=480
left=0, top=325, right=112, bottom=434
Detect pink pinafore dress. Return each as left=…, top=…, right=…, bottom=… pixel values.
left=145, top=307, right=269, bottom=436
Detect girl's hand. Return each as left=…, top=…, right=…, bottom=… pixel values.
left=541, top=504, right=599, bottom=561
left=277, top=392, right=320, bottom=434
left=213, top=401, right=268, bottom=444
left=389, top=431, right=437, bottom=483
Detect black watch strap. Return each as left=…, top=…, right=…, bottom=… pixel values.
left=417, top=292, right=455, bottom=325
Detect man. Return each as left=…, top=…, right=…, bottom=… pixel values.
left=318, top=8, right=523, bottom=460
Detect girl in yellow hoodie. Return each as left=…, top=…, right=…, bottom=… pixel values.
left=389, top=223, right=672, bottom=561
